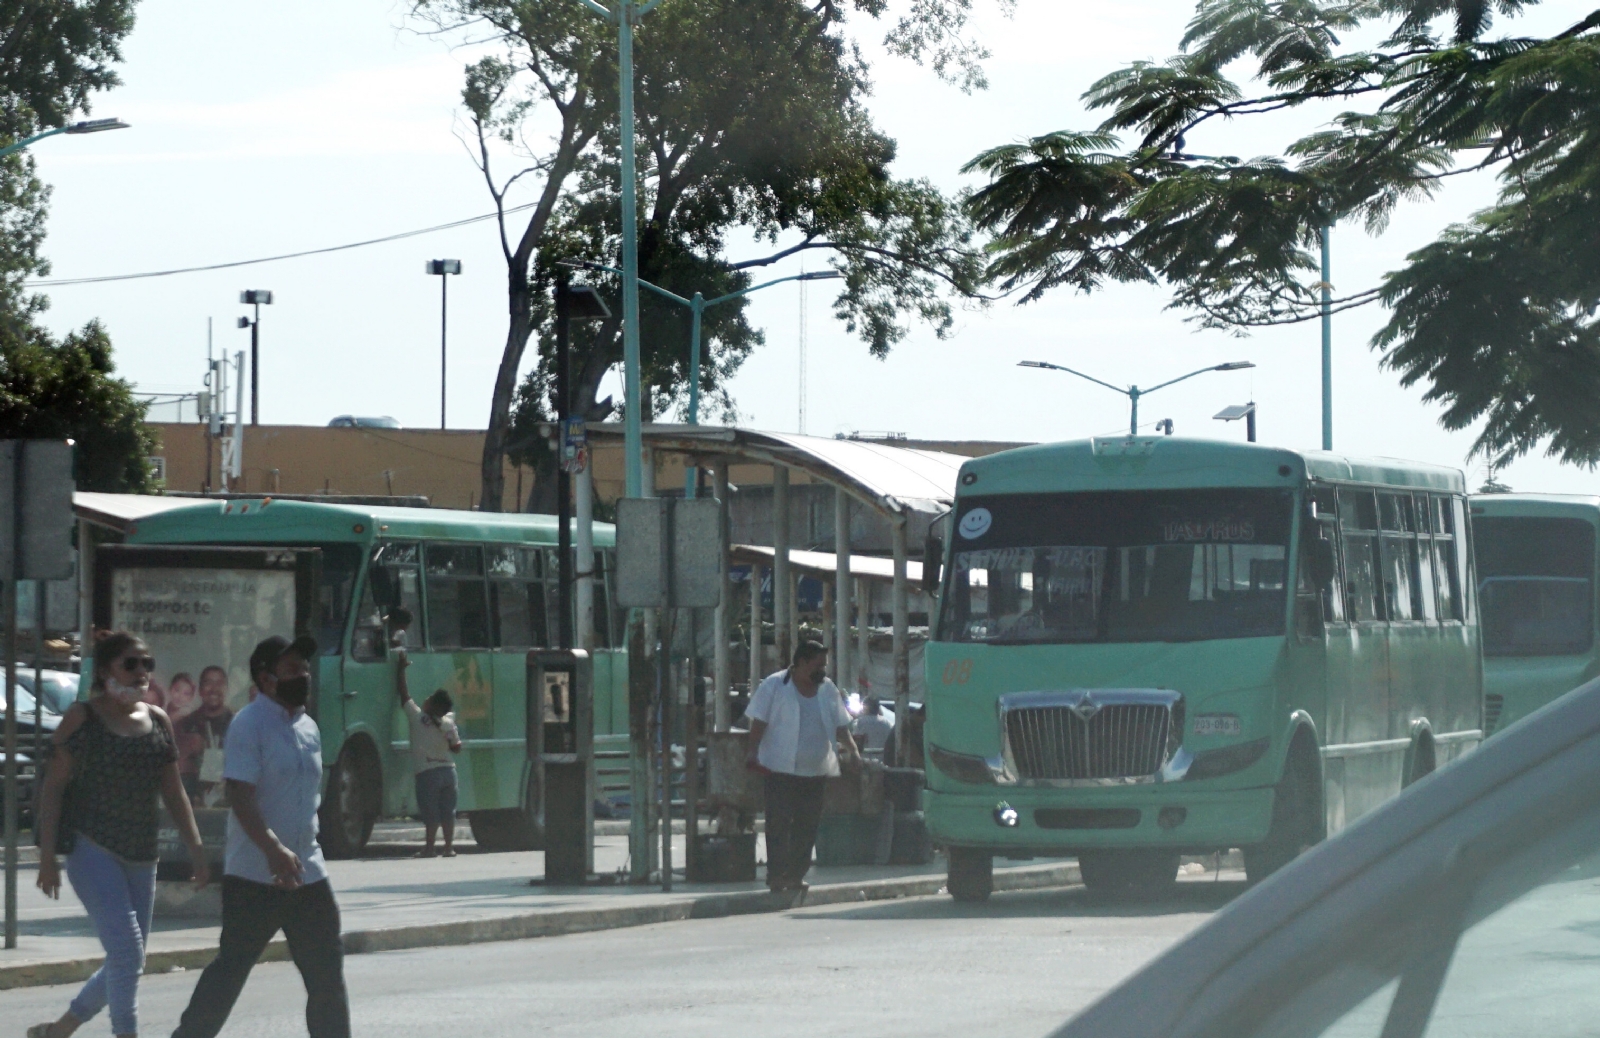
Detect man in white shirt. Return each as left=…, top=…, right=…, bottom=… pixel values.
left=171, top=635, right=349, bottom=1038
left=745, top=640, right=862, bottom=893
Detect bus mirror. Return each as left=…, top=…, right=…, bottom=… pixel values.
left=1308, top=535, right=1336, bottom=588
left=922, top=536, right=944, bottom=594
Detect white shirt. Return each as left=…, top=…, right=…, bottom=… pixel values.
left=404, top=700, right=460, bottom=774
left=747, top=670, right=851, bottom=777
left=222, top=695, right=328, bottom=886
left=852, top=711, right=896, bottom=752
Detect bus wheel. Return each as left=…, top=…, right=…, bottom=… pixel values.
left=947, top=847, right=993, bottom=903
left=1077, top=850, right=1180, bottom=899
left=1244, top=744, right=1322, bottom=884
left=319, top=746, right=376, bottom=859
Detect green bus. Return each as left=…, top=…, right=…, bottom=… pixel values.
left=923, top=438, right=1483, bottom=900
left=92, top=497, right=626, bottom=857
left=1471, top=494, right=1600, bottom=735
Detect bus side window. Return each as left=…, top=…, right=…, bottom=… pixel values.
left=1412, top=492, right=1438, bottom=622
left=352, top=542, right=423, bottom=661
left=487, top=546, right=547, bottom=649
left=426, top=544, right=491, bottom=649
left=1378, top=493, right=1415, bottom=622
left=1340, top=488, right=1382, bottom=622
left=1305, top=488, right=1345, bottom=625
left=1433, top=495, right=1463, bottom=622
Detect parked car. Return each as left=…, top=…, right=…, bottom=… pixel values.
left=1056, top=674, right=1600, bottom=1038
left=328, top=415, right=401, bottom=429
left=14, top=667, right=79, bottom=714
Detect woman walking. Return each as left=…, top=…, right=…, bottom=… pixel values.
left=30, top=632, right=211, bottom=1038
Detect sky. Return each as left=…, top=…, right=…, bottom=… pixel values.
left=24, top=0, right=1600, bottom=495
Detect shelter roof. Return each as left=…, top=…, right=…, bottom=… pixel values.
left=73, top=492, right=197, bottom=533
left=730, top=544, right=924, bottom=585
left=587, top=424, right=963, bottom=517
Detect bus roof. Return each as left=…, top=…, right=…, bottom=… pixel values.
left=122, top=497, right=617, bottom=548
left=956, top=438, right=1465, bottom=495
left=1470, top=493, right=1600, bottom=521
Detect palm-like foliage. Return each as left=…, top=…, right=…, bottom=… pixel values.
left=965, top=0, right=1600, bottom=466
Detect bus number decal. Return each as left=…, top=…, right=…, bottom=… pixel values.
left=942, top=659, right=973, bottom=685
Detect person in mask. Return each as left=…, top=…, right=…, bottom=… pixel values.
left=169, top=634, right=350, bottom=1038
left=29, top=632, right=210, bottom=1038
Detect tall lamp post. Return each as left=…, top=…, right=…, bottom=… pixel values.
left=572, top=0, right=666, bottom=500
left=427, top=260, right=462, bottom=429
left=238, top=290, right=273, bottom=425
left=554, top=276, right=611, bottom=649
left=1019, top=359, right=1255, bottom=435
left=0, top=117, right=128, bottom=160
left=569, top=260, right=841, bottom=496
left=1320, top=226, right=1333, bottom=451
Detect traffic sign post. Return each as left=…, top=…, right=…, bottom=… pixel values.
left=1, top=440, right=75, bottom=949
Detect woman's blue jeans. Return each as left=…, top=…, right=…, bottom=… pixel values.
left=66, top=837, right=157, bottom=1035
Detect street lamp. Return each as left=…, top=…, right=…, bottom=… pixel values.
left=1019, top=359, right=1254, bottom=436
left=0, top=117, right=128, bottom=160
left=568, top=260, right=842, bottom=495
left=426, top=260, right=463, bottom=429
left=1214, top=402, right=1258, bottom=442
left=238, top=290, right=273, bottom=426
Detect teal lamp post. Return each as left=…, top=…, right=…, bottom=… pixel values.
left=573, top=0, right=665, bottom=499
left=570, top=261, right=841, bottom=495
left=0, top=117, right=128, bottom=159
left=1019, top=359, right=1254, bottom=435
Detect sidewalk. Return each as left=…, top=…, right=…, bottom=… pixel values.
left=0, top=823, right=1080, bottom=991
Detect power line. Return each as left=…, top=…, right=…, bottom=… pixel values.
left=27, top=203, right=537, bottom=287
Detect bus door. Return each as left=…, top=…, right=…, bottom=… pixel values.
left=1334, top=487, right=1394, bottom=824
left=347, top=541, right=424, bottom=814
left=486, top=545, right=555, bottom=811
left=418, top=542, right=497, bottom=812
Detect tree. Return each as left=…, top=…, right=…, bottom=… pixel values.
left=963, top=0, right=1600, bottom=469
left=413, top=0, right=993, bottom=511
left=0, top=319, right=157, bottom=492
left=1, top=1, right=149, bottom=490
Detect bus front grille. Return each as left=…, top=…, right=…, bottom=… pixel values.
left=999, top=690, right=1181, bottom=782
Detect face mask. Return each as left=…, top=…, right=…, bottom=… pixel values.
left=105, top=679, right=143, bottom=704
left=275, top=676, right=310, bottom=709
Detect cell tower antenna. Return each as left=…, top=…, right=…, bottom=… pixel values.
left=798, top=265, right=808, bottom=434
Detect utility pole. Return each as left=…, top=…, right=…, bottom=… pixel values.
left=1320, top=226, right=1333, bottom=451
left=426, top=260, right=462, bottom=429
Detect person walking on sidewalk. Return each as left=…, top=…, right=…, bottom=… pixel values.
left=745, top=639, right=863, bottom=895
left=169, top=635, right=350, bottom=1038
left=29, top=632, right=211, bottom=1038
left=395, top=649, right=461, bottom=856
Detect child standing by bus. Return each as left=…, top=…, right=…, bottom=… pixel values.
left=395, top=654, right=461, bottom=857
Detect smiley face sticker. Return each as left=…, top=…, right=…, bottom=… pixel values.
left=957, top=507, right=993, bottom=540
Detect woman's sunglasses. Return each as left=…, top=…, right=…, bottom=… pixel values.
left=116, top=655, right=157, bottom=673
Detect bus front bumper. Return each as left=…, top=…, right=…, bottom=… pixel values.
left=923, top=785, right=1275, bottom=854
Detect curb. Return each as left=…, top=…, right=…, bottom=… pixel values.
left=0, top=862, right=1079, bottom=991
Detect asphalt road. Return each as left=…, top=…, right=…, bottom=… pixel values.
left=4, top=880, right=1247, bottom=1038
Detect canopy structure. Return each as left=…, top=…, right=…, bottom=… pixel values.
left=72, top=492, right=197, bottom=534
left=581, top=423, right=965, bottom=750
left=730, top=544, right=923, bottom=586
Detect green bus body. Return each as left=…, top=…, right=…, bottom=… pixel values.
left=924, top=439, right=1483, bottom=862
left=116, top=498, right=626, bottom=848
left=1471, top=495, right=1600, bottom=735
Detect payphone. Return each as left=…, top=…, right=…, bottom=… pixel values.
left=527, top=649, right=593, bottom=883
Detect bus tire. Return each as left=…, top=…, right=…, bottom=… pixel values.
left=1244, top=739, right=1323, bottom=884
left=1076, top=849, right=1180, bottom=899
left=319, top=743, right=378, bottom=859
left=947, top=847, right=993, bottom=903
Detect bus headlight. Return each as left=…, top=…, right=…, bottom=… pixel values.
left=929, top=743, right=1003, bottom=785
left=1186, top=737, right=1270, bottom=781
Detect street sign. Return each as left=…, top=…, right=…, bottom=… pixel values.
left=560, top=417, right=588, bottom=474
left=615, top=498, right=722, bottom=609
left=0, top=440, right=74, bottom=580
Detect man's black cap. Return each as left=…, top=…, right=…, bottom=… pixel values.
left=250, top=634, right=318, bottom=676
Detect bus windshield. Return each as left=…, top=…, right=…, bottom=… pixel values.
left=1475, top=516, right=1595, bottom=657
left=939, top=488, right=1293, bottom=645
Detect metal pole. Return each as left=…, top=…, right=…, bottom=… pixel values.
left=249, top=305, right=260, bottom=427
left=749, top=564, right=762, bottom=692
left=576, top=463, right=596, bottom=651
left=1247, top=406, right=1257, bottom=443
left=891, top=517, right=910, bottom=763
left=658, top=609, right=671, bottom=891
left=5, top=442, right=21, bottom=949
left=772, top=466, right=791, bottom=667
left=713, top=465, right=731, bottom=732
left=32, top=579, right=43, bottom=794
left=1320, top=225, right=1333, bottom=451
left=684, top=294, right=704, bottom=498
left=440, top=273, right=449, bottom=430
left=834, top=487, right=851, bottom=691
left=556, top=277, right=573, bottom=649
left=619, top=0, right=644, bottom=498
left=1128, top=387, right=1139, bottom=436
left=856, top=576, right=870, bottom=696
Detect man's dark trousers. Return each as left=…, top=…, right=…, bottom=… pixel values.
left=764, top=772, right=828, bottom=890
left=172, top=876, right=350, bottom=1038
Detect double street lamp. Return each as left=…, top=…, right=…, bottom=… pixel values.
left=1019, top=359, right=1255, bottom=436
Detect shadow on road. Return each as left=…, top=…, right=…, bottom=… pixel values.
left=785, top=878, right=1250, bottom=924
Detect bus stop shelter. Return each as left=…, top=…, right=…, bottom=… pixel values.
left=580, top=424, right=963, bottom=746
